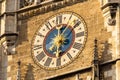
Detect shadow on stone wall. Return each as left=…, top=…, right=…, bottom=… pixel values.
left=17, top=20, right=28, bottom=45
left=100, top=41, right=112, bottom=62
left=24, top=63, right=35, bottom=80
left=100, top=63, right=116, bottom=80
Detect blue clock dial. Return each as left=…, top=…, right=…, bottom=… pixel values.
left=43, top=25, right=75, bottom=57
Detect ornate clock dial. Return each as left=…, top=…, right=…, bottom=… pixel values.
left=31, top=12, right=87, bottom=70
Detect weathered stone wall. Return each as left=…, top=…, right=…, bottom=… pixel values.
left=100, top=64, right=116, bottom=80
left=7, top=0, right=112, bottom=80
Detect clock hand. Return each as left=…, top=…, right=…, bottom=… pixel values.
left=54, top=34, right=67, bottom=57
left=49, top=14, right=73, bottom=52
left=61, top=19, right=76, bottom=35
left=49, top=44, right=55, bottom=51
left=61, top=13, right=73, bottom=35
left=49, top=19, right=78, bottom=53
left=49, top=38, right=62, bottom=57
left=55, top=25, right=63, bottom=57
left=55, top=44, right=61, bottom=57
left=49, top=25, right=62, bottom=51
left=66, top=20, right=80, bottom=37
left=56, top=25, right=62, bottom=36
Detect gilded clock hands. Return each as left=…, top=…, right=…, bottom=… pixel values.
left=55, top=44, right=61, bottom=57
left=66, top=19, right=81, bottom=37
left=49, top=44, right=55, bottom=51
left=49, top=25, right=68, bottom=57
left=49, top=25, right=62, bottom=51
left=61, top=19, right=76, bottom=35
left=60, top=13, right=72, bottom=35
left=56, top=25, right=62, bottom=36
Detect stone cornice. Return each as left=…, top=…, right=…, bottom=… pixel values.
left=17, top=0, right=88, bottom=20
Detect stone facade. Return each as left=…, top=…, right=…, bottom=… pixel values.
left=0, top=0, right=120, bottom=80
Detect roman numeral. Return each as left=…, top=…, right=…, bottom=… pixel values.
left=73, top=42, right=82, bottom=50
left=73, top=20, right=81, bottom=28
left=37, top=32, right=45, bottom=37
left=36, top=51, right=46, bottom=62
left=45, top=21, right=52, bottom=30
left=56, top=57, right=61, bottom=66
left=33, top=45, right=42, bottom=50
left=67, top=52, right=72, bottom=60
left=76, top=31, right=84, bottom=38
left=44, top=57, right=52, bottom=66
left=56, top=15, right=62, bottom=25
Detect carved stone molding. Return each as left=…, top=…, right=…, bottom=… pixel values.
left=107, top=18, right=116, bottom=26
left=0, top=33, right=18, bottom=55
left=102, top=4, right=117, bottom=26
left=17, top=0, right=87, bottom=20
left=100, top=0, right=120, bottom=27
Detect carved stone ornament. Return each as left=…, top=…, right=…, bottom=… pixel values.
left=0, top=33, right=18, bottom=55
left=18, top=0, right=87, bottom=20
left=107, top=18, right=116, bottom=26
left=23, top=0, right=34, bottom=7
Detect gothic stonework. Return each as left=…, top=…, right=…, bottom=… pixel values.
left=15, top=0, right=108, bottom=79
left=17, top=0, right=87, bottom=20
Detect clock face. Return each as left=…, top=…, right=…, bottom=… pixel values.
left=31, top=12, right=87, bottom=70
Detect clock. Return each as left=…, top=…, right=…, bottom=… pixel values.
left=31, top=12, right=87, bottom=70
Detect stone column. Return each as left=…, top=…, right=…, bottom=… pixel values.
left=16, top=60, right=21, bottom=80
left=0, top=46, right=8, bottom=80
left=1, top=47, right=8, bottom=80
left=116, top=4, right=120, bottom=58
left=0, top=1, right=7, bottom=80
left=3, top=0, right=18, bottom=55
left=92, top=39, right=99, bottom=80
left=0, top=0, right=18, bottom=80
left=115, top=5, right=120, bottom=80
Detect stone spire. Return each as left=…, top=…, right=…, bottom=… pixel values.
left=92, top=39, right=99, bottom=80
left=17, top=60, right=21, bottom=80
left=24, top=63, right=35, bottom=80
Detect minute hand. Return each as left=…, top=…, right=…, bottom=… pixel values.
left=61, top=19, right=75, bottom=35
left=66, top=20, right=81, bottom=37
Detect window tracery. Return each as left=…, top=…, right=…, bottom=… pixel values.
left=24, top=0, right=34, bottom=6
left=20, top=0, right=34, bottom=8
left=20, top=0, right=57, bottom=8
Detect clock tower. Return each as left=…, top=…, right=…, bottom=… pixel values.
left=0, top=0, right=120, bottom=80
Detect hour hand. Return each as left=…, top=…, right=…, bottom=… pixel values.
left=49, top=44, right=61, bottom=57
left=55, top=49, right=61, bottom=57
left=49, top=44, right=55, bottom=51
left=56, top=25, right=62, bottom=36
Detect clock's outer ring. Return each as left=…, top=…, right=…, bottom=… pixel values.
left=31, top=11, right=88, bottom=70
